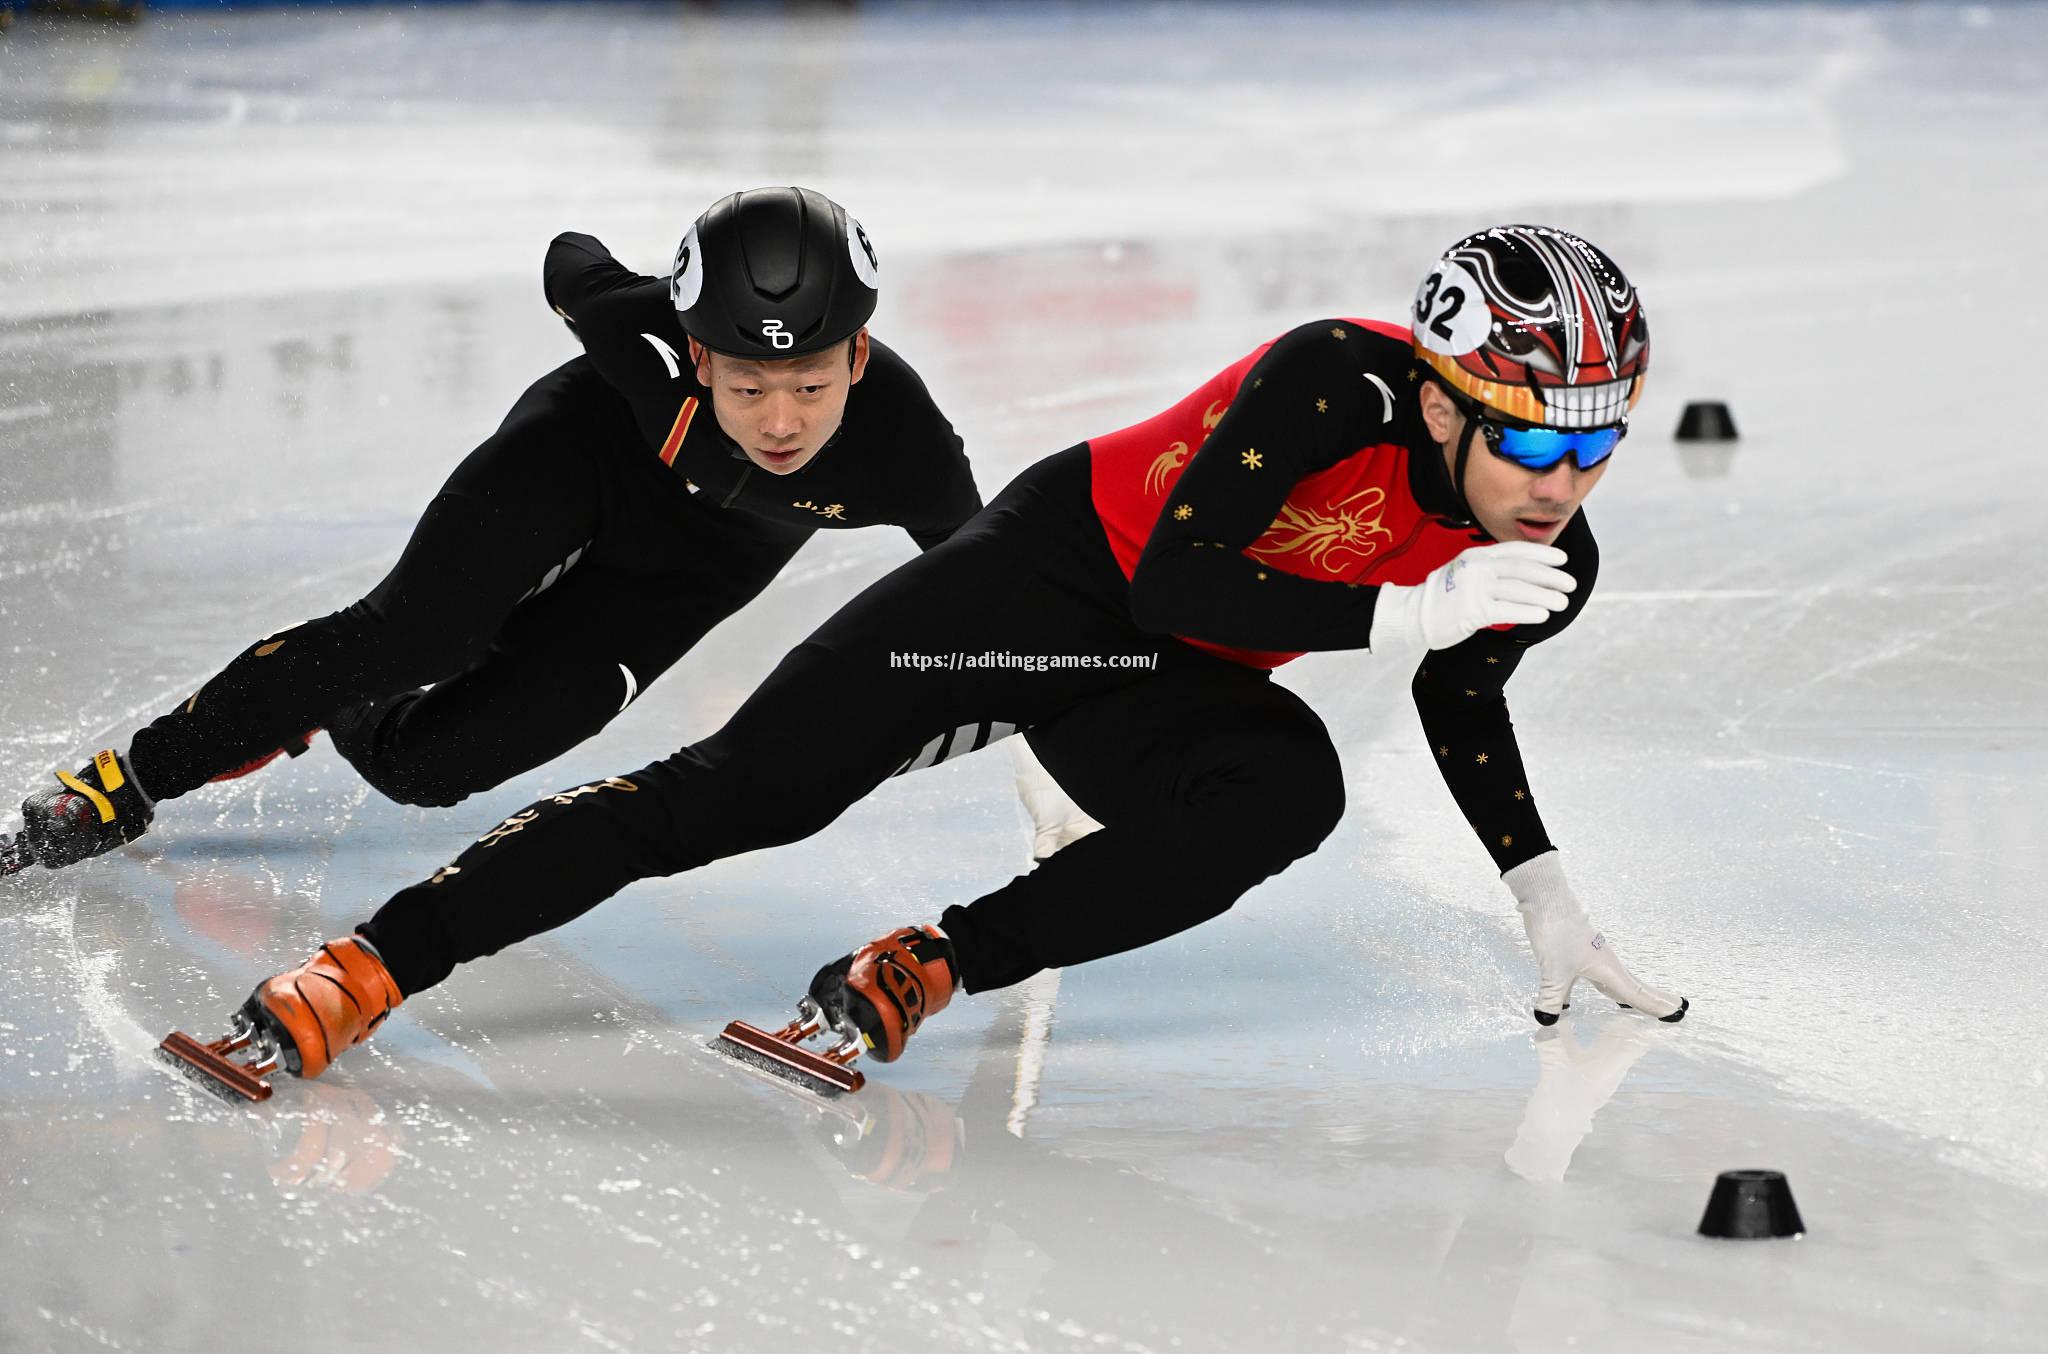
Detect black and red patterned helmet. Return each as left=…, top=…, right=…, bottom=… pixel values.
left=1412, top=225, right=1649, bottom=430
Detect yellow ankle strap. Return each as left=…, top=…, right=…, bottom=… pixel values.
left=54, top=768, right=116, bottom=825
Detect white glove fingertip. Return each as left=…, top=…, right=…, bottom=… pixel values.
left=1514, top=564, right=1575, bottom=593
left=1583, top=950, right=1689, bottom=1022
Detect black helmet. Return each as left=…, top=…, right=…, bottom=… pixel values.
left=670, top=186, right=879, bottom=359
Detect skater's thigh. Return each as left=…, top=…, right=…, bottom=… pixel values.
left=352, top=359, right=636, bottom=656
left=649, top=540, right=1059, bottom=810
left=497, top=517, right=810, bottom=683
left=365, top=569, right=706, bottom=790
left=800, top=514, right=1059, bottom=663
left=425, top=518, right=807, bottom=756
left=1027, top=658, right=1344, bottom=840
left=439, top=357, right=638, bottom=517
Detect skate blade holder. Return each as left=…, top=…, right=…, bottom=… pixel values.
left=712, top=1004, right=865, bottom=1097
left=156, top=1016, right=279, bottom=1104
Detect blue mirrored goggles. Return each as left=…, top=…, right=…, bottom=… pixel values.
left=1484, top=420, right=1624, bottom=470
left=1458, top=398, right=1627, bottom=471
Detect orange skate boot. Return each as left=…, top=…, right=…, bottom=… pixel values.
left=713, top=924, right=960, bottom=1097
left=157, top=936, right=404, bottom=1102
left=809, top=924, right=960, bottom=1063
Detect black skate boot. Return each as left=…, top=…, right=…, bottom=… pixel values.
left=5, top=749, right=155, bottom=875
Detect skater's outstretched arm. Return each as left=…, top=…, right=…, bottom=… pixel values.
left=543, top=231, right=647, bottom=322
left=1406, top=518, right=1683, bottom=1022
left=539, top=232, right=695, bottom=436
left=1408, top=509, right=1597, bottom=872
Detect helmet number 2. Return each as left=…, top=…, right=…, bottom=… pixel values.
left=761, top=319, right=794, bottom=351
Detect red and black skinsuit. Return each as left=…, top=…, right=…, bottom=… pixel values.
left=359, top=319, right=1600, bottom=999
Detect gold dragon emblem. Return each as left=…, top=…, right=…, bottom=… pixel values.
left=1247, top=487, right=1394, bottom=574
left=1144, top=399, right=1230, bottom=496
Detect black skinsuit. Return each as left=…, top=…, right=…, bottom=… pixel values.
left=126, top=234, right=982, bottom=809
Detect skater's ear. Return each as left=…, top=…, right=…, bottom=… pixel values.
left=1417, top=377, right=1463, bottom=446
left=689, top=336, right=714, bottom=387
left=847, top=328, right=871, bottom=385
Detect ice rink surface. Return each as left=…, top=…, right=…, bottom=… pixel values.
left=3, top=2, right=2046, bottom=1350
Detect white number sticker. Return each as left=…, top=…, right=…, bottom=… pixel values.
left=671, top=224, right=704, bottom=312
left=1413, top=259, right=1489, bottom=356
left=847, top=216, right=879, bottom=291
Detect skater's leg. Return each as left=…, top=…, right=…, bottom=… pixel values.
left=936, top=661, right=1347, bottom=993
left=355, top=635, right=968, bottom=995
left=790, top=669, right=1339, bottom=1071
left=327, top=515, right=810, bottom=807
left=123, top=360, right=627, bottom=802
left=353, top=454, right=1161, bottom=998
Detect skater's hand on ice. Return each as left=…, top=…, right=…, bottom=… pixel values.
left=1502, top=851, right=1688, bottom=1026
left=1368, top=543, right=1576, bottom=653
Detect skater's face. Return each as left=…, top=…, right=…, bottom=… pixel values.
left=691, top=330, right=872, bottom=475
left=1418, top=379, right=1610, bottom=546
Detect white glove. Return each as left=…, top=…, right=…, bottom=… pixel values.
left=1011, top=738, right=1104, bottom=862
left=1503, top=851, right=1687, bottom=1025
left=1368, top=542, right=1575, bottom=652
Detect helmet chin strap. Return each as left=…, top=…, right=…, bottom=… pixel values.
left=1446, top=414, right=1482, bottom=531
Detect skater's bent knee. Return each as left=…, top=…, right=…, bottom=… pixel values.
left=1292, top=744, right=1347, bottom=852
left=348, top=752, right=482, bottom=810
left=1194, top=715, right=1344, bottom=860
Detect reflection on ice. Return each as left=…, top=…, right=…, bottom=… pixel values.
left=1505, top=1020, right=1659, bottom=1184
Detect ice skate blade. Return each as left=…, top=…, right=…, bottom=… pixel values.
left=712, top=1020, right=863, bottom=1097
left=156, top=1031, right=275, bottom=1104
left=1, top=832, right=37, bottom=878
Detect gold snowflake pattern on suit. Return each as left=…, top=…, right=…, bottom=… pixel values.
left=1246, top=487, right=1394, bottom=574
left=1144, top=399, right=1230, bottom=496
